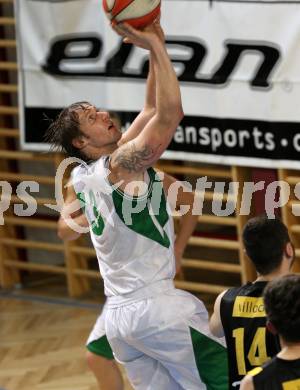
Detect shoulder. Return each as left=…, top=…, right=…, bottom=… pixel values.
left=240, top=372, right=256, bottom=390
left=71, top=164, right=83, bottom=179
left=71, top=158, right=109, bottom=195
left=71, top=160, right=95, bottom=177
left=248, top=366, right=264, bottom=377
left=213, top=289, right=228, bottom=322
left=222, top=283, right=253, bottom=301
left=249, top=357, right=278, bottom=383
left=220, top=286, right=240, bottom=304
left=211, top=289, right=228, bottom=322
left=219, top=284, right=252, bottom=323
left=216, top=289, right=228, bottom=307
left=241, top=365, right=268, bottom=389
left=241, top=358, right=278, bottom=390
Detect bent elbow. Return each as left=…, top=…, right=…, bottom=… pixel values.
left=57, top=227, right=79, bottom=241
left=162, top=105, right=184, bottom=127
left=57, top=220, right=77, bottom=241
left=177, top=106, right=184, bottom=122
left=180, top=110, right=184, bottom=121
left=170, top=100, right=184, bottom=122
left=57, top=226, right=67, bottom=241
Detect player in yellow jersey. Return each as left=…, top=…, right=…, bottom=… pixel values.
left=209, top=215, right=294, bottom=389
left=240, top=274, right=300, bottom=390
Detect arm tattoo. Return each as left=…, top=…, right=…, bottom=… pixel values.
left=114, top=143, right=160, bottom=173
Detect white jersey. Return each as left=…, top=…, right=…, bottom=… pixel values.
left=71, top=156, right=176, bottom=297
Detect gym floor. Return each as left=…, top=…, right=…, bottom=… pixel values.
left=0, top=273, right=216, bottom=390
left=0, top=290, right=133, bottom=390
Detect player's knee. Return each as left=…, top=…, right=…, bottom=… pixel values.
left=86, top=350, right=95, bottom=369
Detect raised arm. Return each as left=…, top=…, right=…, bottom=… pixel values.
left=118, top=20, right=165, bottom=145
left=118, top=54, right=156, bottom=146
left=110, top=22, right=183, bottom=182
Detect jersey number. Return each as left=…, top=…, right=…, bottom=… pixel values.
left=233, top=327, right=271, bottom=375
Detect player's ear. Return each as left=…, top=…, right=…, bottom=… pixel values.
left=266, top=320, right=277, bottom=335
left=72, top=135, right=87, bottom=150
left=285, top=241, right=294, bottom=260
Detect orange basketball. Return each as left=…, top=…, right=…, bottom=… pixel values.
left=103, top=0, right=161, bottom=29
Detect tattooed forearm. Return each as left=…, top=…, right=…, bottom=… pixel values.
left=113, top=143, right=160, bottom=173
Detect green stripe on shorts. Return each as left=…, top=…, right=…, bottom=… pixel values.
left=190, top=327, right=229, bottom=390
left=86, top=335, right=114, bottom=360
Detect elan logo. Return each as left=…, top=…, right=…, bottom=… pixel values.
left=43, top=35, right=281, bottom=89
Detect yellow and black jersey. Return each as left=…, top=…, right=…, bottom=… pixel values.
left=250, top=356, right=300, bottom=389
left=220, top=281, right=280, bottom=389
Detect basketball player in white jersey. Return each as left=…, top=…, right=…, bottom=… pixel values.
left=48, top=20, right=228, bottom=389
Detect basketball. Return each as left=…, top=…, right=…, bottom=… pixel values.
left=103, top=0, right=161, bottom=29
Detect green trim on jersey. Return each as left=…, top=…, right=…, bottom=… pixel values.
left=76, top=191, right=105, bottom=236
left=190, top=327, right=229, bottom=390
left=86, top=335, right=114, bottom=360
left=77, top=192, right=86, bottom=213
left=112, top=168, right=170, bottom=248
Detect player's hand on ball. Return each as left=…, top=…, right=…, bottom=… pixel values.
left=113, top=22, right=160, bottom=50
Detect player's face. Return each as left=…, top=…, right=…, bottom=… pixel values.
left=78, top=104, right=121, bottom=147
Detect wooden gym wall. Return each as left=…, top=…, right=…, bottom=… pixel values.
left=0, top=0, right=298, bottom=298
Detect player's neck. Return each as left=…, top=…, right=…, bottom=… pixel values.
left=101, top=143, right=119, bottom=156
left=277, top=340, right=300, bottom=360
left=255, top=271, right=281, bottom=282
left=255, top=260, right=291, bottom=282
left=85, top=143, right=118, bottom=160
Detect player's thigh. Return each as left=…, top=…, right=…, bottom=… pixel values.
left=111, top=338, right=182, bottom=390
left=137, top=320, right=206, bottom=389
left=141, top=316, right=228, bottom=390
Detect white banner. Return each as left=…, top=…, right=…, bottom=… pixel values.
left=16, top=0, right=300, bottom=168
